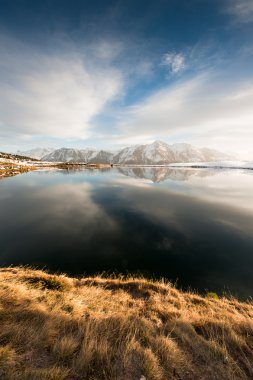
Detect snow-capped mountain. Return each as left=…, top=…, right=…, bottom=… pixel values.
left=39, top=141, right=235, bottom=164
left=16, top=147, right=55, bottom=159
left=113, top=141, right=234, bottom=165
left=42, top=148, right=114, bottom=163
left=89, top=150, right=114, bottom=164
left=114, top=141, right=176, bottom=164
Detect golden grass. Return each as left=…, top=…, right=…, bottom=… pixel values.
left=0, top=162, right=35, bottom=179
left=0, top=267, right=253, bottom=379
left=0, top=162, right=110, bottom=179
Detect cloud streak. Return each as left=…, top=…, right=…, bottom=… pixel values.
left=0, top=36, right=123, bottom=140
left=118, top=71, right=253, bottom=157
left=226, top=0, right=253, bottom=23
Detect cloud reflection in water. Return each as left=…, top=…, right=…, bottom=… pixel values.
left=0, top=167, right=253, bottom=299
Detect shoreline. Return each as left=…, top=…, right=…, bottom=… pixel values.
left=0, top=161, right=113, bottom=179
left=1, top=151, right=253, bottom=179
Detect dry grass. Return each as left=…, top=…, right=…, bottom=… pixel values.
left=0, top=162, right=35, bottom=179
left=0, top=162, right=110, bottom=179
left=0, top=267, right=253, bottom=379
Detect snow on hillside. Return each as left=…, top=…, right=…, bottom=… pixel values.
left=16, top=148, right=55, bottom=159
left=42, top=148, right=114, bottom=163
left=113, top=141, right=235, bottom=165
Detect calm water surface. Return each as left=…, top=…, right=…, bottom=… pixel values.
left=0, top=167, right=253, bottom=299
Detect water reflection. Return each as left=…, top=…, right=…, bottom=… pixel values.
left=117, top=166, right=218, bottom=182
left=0, top=168, right=253, bottom=299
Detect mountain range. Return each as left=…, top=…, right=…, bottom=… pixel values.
left=17, top=141, right=235, bottom=165
left=16, top=147, right=54, bottom=160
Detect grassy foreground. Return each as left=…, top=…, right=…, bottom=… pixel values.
left=0, top=268, right=253, bottom=379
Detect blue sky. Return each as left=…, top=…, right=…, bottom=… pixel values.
left=1, top=0, right=253, bottom=157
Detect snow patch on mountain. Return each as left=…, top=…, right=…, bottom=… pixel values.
left=42, top=148, right=114, bottom=164
left=16, top=148, right=55, bottom=159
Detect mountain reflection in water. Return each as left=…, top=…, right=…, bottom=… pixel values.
left=117, top=167, right=219, bottom=182
left=0, top=167, right=253, bottom=299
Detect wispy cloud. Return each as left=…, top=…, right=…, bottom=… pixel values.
left=161, top=52, right=186, bottom=74
left=0, top=35, right=123, bottom=141
left=226, top=0, right=253, bottom=22
left=118, top=71, right=253, bottom=158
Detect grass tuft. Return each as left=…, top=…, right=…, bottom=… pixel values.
left=23, top=275, right=69, bottom=292
left=52, top=336, right=79, bottom=361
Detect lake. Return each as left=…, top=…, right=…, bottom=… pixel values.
left=0, top=167, right=253, bottom=299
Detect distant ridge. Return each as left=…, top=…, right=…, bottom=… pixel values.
left=17, top=147, right=55, bottom=159
left=18, top=141, right=235, bottom=164
left=112, top=141, right=235, bottom=165
left=41, top=147, right=114, bottom=164
left=0, top=151, right=38, bottom=162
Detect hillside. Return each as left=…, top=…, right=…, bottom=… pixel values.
left=0, top=152, right=38, bottom=178
left=0, top=152, right=38, bottom=162
left=0, top=267, right=253, bottom=379
left=42, top=148, right=114, bottom=164
left=16, top=148, right=55, bottom=160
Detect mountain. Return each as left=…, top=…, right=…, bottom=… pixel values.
left=113, top=141, right=234, bottom=165
left=42, top=148, right=114, bottom=164
left=16, top=147, right=55, bottom=160
left=40, top=141, right=235, bottom=164
left=89, top=150, right=114, bottom=164
left=114, top=141, right=177, bottom=164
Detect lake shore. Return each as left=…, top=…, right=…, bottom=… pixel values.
left=0, top=162, right=37, bottom=179
left=1, top=267, right=253, bottom=379
left=0, top=161, right=112, bottom=179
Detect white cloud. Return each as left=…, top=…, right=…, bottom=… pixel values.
left=0, top=36, right=123, bottom=140
left=91, top=40, right=124, bottom=63
left=226, top=0, right=253, bottom=22
left=161, top=52, right=186, bottom=74
left=119, top=72, right=253, bottom=158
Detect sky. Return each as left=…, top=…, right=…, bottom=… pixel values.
left=0, top=0, right=253, bottom=158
